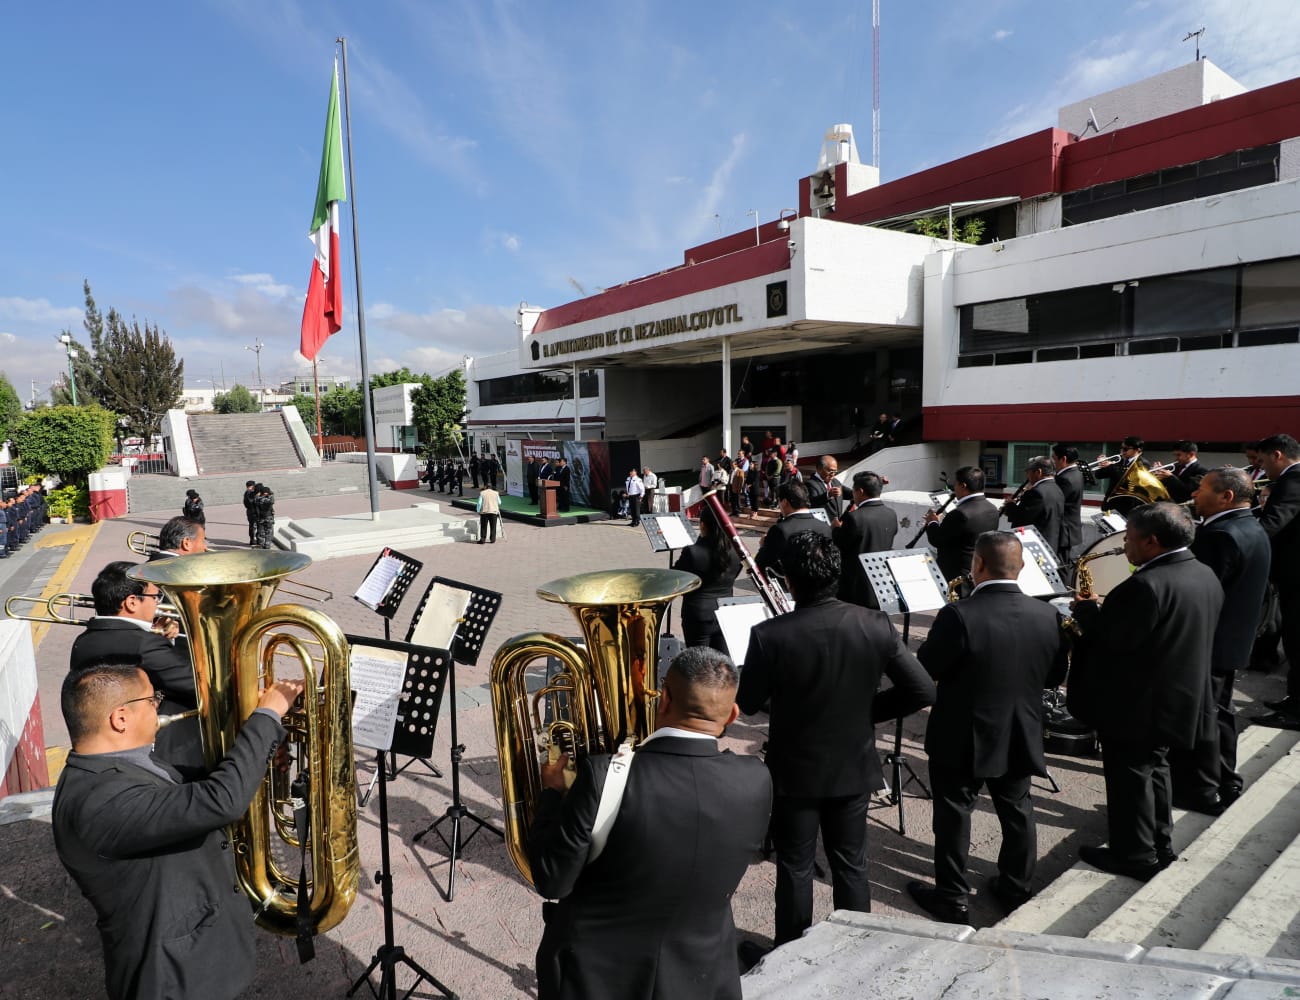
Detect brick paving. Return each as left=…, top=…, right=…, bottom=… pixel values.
left=0, top=484, right=1290, bottom=999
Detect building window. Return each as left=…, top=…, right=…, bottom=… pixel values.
left=477, top=369, right=599, bottom=406
left=958, top=255, right=1300, bottom=365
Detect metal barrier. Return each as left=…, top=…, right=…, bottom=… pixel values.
left=111, top=454, right=172, bottom=475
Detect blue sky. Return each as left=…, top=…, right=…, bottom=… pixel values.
left=2, top=0, right=1296, bottom=403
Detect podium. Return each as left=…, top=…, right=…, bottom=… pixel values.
left=539, top=479, right=561, bottom=519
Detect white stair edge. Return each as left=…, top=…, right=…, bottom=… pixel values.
left=1201, top=827, right=1300, bottom=958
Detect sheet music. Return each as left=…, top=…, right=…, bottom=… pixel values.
left=350, top=646, right=408, bottom=751
left=657, top=515, right=694, bottom=550
left=1017, top=557, right=1056, bottom=597
left=715, top=601, right=772, bottom=666
left=408, top=582, right=472, bottom=650
left=887, top=554, right=946, bottom=612
left=354, top=553, right=404, bottom=610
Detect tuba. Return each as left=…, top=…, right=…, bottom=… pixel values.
left=490, top=568, right=700, bottom=887
left=128, top=551, right=359, bottom=936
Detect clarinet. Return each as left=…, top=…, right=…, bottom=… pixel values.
left=700, top=490, right=794, bottom=615
left=906, top=491, right=955, bottom=548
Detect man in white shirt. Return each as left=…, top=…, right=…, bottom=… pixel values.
left=641, top=467, right=658, bottom=515
left=624, top=469, right=645, bottom=526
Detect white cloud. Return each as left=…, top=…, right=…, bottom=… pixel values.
left=229, top=272, right=293, bottom=299
left=682, top=133, right=748, bottom=244
left=992, top=29, right=1013, bottom=41
left=0, top=296, right=84, bottom=327
left=502, top=233, right=521, bottom=253
left=0, top=332, right=18, bottom=344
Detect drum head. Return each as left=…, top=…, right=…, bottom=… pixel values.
left=1076, top=536, right=1132, bottom=598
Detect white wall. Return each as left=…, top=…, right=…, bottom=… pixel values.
left=1058, top=59, right=1245, bottom=135
left=925, top=178, right=1300, bottom=409
left=373, top=383, right=417, bottom=450
left=161, top=409, right=196, bottom=477
left=798, top=216, right=930, bottom=329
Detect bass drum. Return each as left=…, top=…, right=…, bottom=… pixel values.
left=1075, top=534, right=1133, bottom=598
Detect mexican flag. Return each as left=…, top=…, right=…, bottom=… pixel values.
left=300, top=64, right=346, bottom=361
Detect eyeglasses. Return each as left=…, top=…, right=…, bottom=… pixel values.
left=136, top=590, right=162, bottom=602
left=121, top=691, right=166, bottom=711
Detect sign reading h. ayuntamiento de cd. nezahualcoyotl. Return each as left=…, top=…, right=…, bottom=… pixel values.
left=539, top=303, right=745, bottom=360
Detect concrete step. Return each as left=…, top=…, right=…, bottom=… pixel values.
left=1200, top=827, right=1300, bottom=958
left=997, top=725, right=1300, bottom=938
left=127, top=465, right=373, bottom=515
left=188, top=412, right=302, bottom=475
left=1087, top=740, right=1300, bottom=952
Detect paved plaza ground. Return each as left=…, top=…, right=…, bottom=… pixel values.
left=0, top=484, right=1290, bottom=999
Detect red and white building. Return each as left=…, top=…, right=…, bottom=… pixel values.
left=469, top=60, right=1300, bottom=482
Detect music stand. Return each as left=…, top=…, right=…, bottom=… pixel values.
left=352, top=548, right=440, bottom=805
left=640, top=512, right=696, bottom=671
left=344, top=636, right=457, bottom=1000
left=407, top=577, right=505, bottom=901
left=860, top=548, right=947, bottom=835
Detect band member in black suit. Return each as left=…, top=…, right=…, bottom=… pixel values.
left=673, top=502, right=743, bottom=652
left=1169, top=468, right=1272, bottom=812
left=832, top=471, right=897, bottom=609
left=530, top=647, right=771, bottom=1000
left=806, top=455, right=845, bottom=524
left=525, top=455, right=540, bottom=505
left=151, top=516, right=207, bottom=560
left=1068, top=503, right=1223, bottom=880
left=243, top=479, right=257, bottom=545
left=52, top=663, right=301, bottom=1000
left=1256, top=433, right=1300, bottom=727
left=908, top=532, right=1069, bottom=922
left=738, top=531, right=935, bottom=945
left=556, top=457, right=572, bottom=512
left=1094, top=436, right=1144, bottom=511
left=1052, top=445, right=1085, bottom=562
left=1152, top=440, right=1207, bottom=503
left=754, top=481, right=832, bottom=578
left=1002, top=456, right=1065, bottom=553
left=69, top=561, right=202, bottom=767
left=924, top=466, right=1000, bottom=582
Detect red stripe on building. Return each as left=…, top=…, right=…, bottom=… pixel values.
left=923, top=395, right=1300, bottom=444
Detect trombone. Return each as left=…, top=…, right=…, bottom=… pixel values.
left=125, top=531, right=333, bottom=603
left=4, top=591, right=182, bottom=626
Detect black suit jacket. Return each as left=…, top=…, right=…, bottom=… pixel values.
left=754, top=510, right=832, bottom=575
left=529, top=736, right=771, bottom=1000
left=832, top=500, right=898, bottom=607
left=1055, top=466, right=1085, bottom=553
left=1068, top=550, right=1223, bottom=750
left=1161, top=459, right=1207, bottom=503
left=806, top=474, right=844, bottom=523
left=51, top=712, right=284, bottom=1000
left=673, top=542, right=742, bottom=626
left=738, top=597, right=935, bottom=797
left=1193, top=509, right=1272, bottom=674
left=1257, top=465, right=1300, bottom=590
left=918, top=583, right=1068, bottom=779
left=925, top=496, right=1001, bottom=581
left=1006, top=479, right=1065, bottom=552
left=69, top=618, right=202, bottom=766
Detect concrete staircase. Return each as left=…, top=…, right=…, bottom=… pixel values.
left=187, top=413, right=303, bottom=476
left=127, top=464, right=372, bottom=514
left=998, top=723, right=1300, bottom=954
left=742, top=724, right=1300, bottom=997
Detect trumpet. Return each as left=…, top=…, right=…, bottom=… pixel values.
left=1084, top=454, right=1123, bottom=473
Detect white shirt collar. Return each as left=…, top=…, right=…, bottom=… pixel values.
left=955, top=492, right=985, bottom=505
left=1136, top=547, right=1189, bottom=571
left=1201, top=507, right=1249, bottom=526
left=971, top=578, right=1019, bottom=594
left=641, top=726, right=718, bottom=744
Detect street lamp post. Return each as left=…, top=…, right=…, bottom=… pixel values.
left=245, top=339, right=265, bottom=408
left=58, top=334, right=79, bottom=405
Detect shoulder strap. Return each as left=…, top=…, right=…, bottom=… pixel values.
left=587, top=739, right=636, bottom=864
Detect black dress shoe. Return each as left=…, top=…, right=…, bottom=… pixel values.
left=906, top=881, right=970, bottom=924
left=1256, top=711, right=1300, bottom=731
left=1172, top=794, right=1223, bottom=816
left=986, top=875, right=1032, bottom=911
left=1264, top=696, right=1299, bottom=714
left=1077, top=845, right=1161, bottom=882
left=737, top=940, right=771, bottom=973
left=1157, top=850, right=1178, bottom=870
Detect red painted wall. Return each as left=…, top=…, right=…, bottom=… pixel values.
left=923, top=395, right=1300, bottom=444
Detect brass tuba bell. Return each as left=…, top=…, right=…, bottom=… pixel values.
left=129, top=551, right=359, bottom=935
left=490, top=568, right=700, bottom=886
left=1103, top=460, right=1170, bottom=514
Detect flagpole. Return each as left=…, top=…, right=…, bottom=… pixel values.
left=312, top=358, right=324, bottom=453
left=337, top=35, right=381, bottom=519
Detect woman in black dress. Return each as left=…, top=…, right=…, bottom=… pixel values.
left=674, top=502, right=742, bottom=652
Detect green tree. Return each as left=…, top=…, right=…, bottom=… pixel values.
left=213, top=384, right=261, bottom=413
left=10, top=405, right=116, bottom=484
left=287, top=392, right=319, bottom=431
left=0, top=372, right=23, bottom=442
left=912, top=214, right=987, bottom=244
left=59, top=280, right=184, bottom=438
left=321, top=385, right=363, bottom=436
left=411, top=369, right=467, bottom=455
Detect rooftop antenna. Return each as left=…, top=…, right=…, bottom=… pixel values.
left=1079, top=105, right=1119, bottom=137
left=1183, top=26, right=1205, bottom=61
left=872, top=0, right=881, bottom=170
